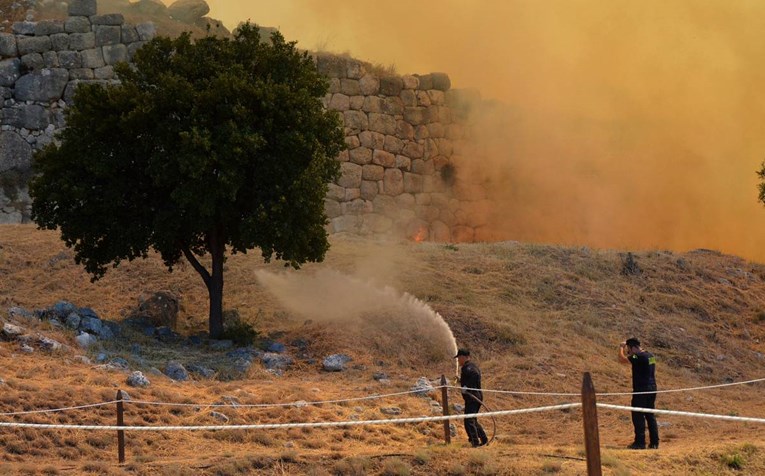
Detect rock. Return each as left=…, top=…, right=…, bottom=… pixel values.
left=411, top=377, right=435, bottom=396
left=187, top=363, right=215, bottom=378
left=79, top=316, right=103, bottom=335
left=266, top=368, right=284, bottom=377
left=210, top=411, right=229, bottom=423
left=68, top=0, right=97, bottom=17
left=14, top=69, right=70, bottom=102
left=75, top=332, right=97, bottom=349
left=0, top=58, right=21, bottom=87
left=8, top=307, right=35, bottom=320
left=168, top=0, right=210, bottom=23
left=380, top=406, right=402, bottom=416
left=74, top=355, right=91, bottom=365
left=78, top=307, right=99, bottom=319
left=453, top=404, right=464, bottom=412
left=126, top=371, right=150, bottom=387
left=261, top=352, right=293, bottom=370
left=64, top=312, right=82, bottom=329
left=131, top=291, right=179, bottom=329
left=109, top=357, right=129, bottom=370
left=322, top=354, right=352, bottom=372
left=2, top=322, right=25, bottom=340
left=132, top=0, right=167, bottom=15
left=267, top=342, right=286, bottom=353
left=37, top=335, right=61, bottom=354
left=118, top=390, right=131, bottom=401
left=0, top=131, right=33, bottom=173
left=96, top=352, right=108, bottom=363
left=164, top=361, right=189, bottom=381
left=20, top=343, right=34, bottom=353
left=373, top=371, right=388, bottom=381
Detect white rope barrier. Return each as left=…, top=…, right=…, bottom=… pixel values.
left=0, top=401, right=120, bottom=417
left=0, top=403, right=581, bottom=431
left=449, top=376, right=765, bottom=397
left=597, top=403, right=765, bottom=424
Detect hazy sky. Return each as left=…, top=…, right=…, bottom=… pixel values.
left=203, top=1, right=765, bottom=262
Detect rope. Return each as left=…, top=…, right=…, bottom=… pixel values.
left=0, top=403, right=581, bottom=431
left=0, top=401, right=121, bottom=416
left=448, top=377, right=765, bottom=397
left=597, top=404, right=765, bottom=424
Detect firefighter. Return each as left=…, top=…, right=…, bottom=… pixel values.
left=619, top=337, right=660, bottom=449
left=455, top=348, right=488, bottom=447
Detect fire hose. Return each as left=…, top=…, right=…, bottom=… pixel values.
left=461, top=391, right=497, bottom=447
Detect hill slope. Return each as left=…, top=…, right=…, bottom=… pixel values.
left=1, top=224, right=764, bottom=475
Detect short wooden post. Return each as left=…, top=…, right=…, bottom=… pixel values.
left=116, top=390, right=125, bottom=464
left=581, top=372, right=602, bottom=476
left=441, top=374, right=451, bottom=444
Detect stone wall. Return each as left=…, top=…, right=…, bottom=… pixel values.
left=0, top=0, right=155, bottom=223
left=316, top=55, right=488, bottom=242
left=0, top=1, right=490, bottom=242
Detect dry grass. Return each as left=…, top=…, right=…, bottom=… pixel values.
left=1, top=225, right=765, bottom=474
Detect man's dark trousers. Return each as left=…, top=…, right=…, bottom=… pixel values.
left=464, top=399, right=488, bottom=446
left=631, top=391, right=659, bottom=447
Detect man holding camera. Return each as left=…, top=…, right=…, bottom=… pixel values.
left=619, top=337, right=659, bottom=449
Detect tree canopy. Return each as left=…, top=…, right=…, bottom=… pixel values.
left=30, top=25, right=346, bottom=338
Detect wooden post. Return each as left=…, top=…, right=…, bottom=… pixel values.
left=581, top=372, right=602, bottom=476
left=116, top=390, right=125, bottom=464
left=441, top=374, right=451, bottom=444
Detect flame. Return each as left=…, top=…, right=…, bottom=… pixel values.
left=412, top=227, right=428, bottom=243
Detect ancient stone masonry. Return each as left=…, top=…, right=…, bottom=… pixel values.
left=316, top=55, right=488, bottom=242
left=0, top=2, right=490, bottom=242
left=0, top=0, right=156, bottom=223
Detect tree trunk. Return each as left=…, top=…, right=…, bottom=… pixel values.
left=207, top=230, right=225, bottom=339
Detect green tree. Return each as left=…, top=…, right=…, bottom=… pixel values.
left=30, top=25, right=345, bottom=338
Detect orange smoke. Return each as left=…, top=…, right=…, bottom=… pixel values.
left=205, top=1, right=765, bottom=262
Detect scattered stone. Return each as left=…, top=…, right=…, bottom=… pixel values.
left=65, top=312, right=81, bottom=329
left=118, top=390, right=131, bottom=401
left=411, top=377, right=435, bottom=396
left=210, top=411, right=229, bottom=423
left=187, top=363, right=215, bottom=378
left=293, top=400, right=308, bottom=408
left=261, top=352, right=293, bottom=370
left=131, top=291, right=179, bottom=329
left=96, top=352, right=108, bottom=363
left=164, top=361, right=189, bottom=381
left=209, top=339, right=234, bottom=351
left=74, top=355, right=91, bottom=365
left=8, top=306, right=35, bottom=320
left=373, top=371, right=388, bottom=381
left=266, top=368, right=284, bottom=377
left=2, top=322, right=25, bottom=340
left=266, top=341, right=286, bottom=353
left=109, top=357, right=129, bottom=370
left=322, top=353, right=352, bottom=372
left=126, top=371, right=150, bottom=387
left=20, top=343, right=34, bottom=353
left=380, top=406, right=402, bottom=416
left=52, top=300, right=78, bottom=317
left=79, top=316, right=103, bottom=335
left=75, top=332, right=97, bottom=349
left=453, top=404, right=464, bottom=412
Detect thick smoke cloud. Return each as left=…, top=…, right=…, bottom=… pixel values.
left=205, top=1, right=765, bottom=261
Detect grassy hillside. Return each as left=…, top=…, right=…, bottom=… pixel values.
left=1, top=224, right=764, bottom=475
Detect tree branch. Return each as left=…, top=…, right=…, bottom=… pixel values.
left=182, top=246, right=211, bottom=288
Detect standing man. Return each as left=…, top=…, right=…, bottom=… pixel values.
left=618, top=337, right=659, bottom=449
left=455, top=348, right=488, bottom=447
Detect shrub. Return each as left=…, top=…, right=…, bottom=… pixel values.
left=380, top=458, right=410, bottom=476
left=721, top=453, right=745, bottom=470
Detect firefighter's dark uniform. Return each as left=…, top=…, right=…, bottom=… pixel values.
left=460, top=360, right=488, bottom=447
left=629, top=350, right=659, bottom=449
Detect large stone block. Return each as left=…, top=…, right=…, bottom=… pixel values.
left=362, top=96, right=383, bottom=114
left=81, top=48, right=105, bottom=68
left=69, top=0, right=98, bottom=16
left=121, top=25, right=140, bottom=43
left=11, top=22, right=36, bottom=36
left=383, top=135, right=404, bottom=154
left=133, top=0, right=167, bottom=15
left=316, top=54, right=346, bottom=78
left=404, top=107, right=427, bottom=126
left=383, top=168, right=404, bottom=195
left=91, top=14, right=125, bottom=26
left=0, top=58, right=21, bottom=87
left=372, top=149, right=395, bottom=167
left=94, top=66, right=115, bottom=80
left=404, top=172, right=424, bottom=193
left=328, top=93, right=349, bottom=111
left=343, top=110, right=368, bottom=134
left=359, top=74, right=379, bottom=95
left=58, top=50, right=82, bottom=69
left=95, top=25, right=121, bottom=46
left=361, top=164, right=384, bottom=181
left=368, top=113, right=396, bottom=135
left=348, top=146, right=372, bottom=165
left=0, top=34, right=18, bottom=57
left=337, top=162, right=362, bottom=188
left=382, top=97, right=403, bottom=115
left=69, top=32, right=96, bottom=51
left=361, top=214, right=392, bottom=234
left=0, top=131, right=32, bottom=172
left=135, top=23, right=157, bottom=41
left=69, top=68, right=95, bottom=80
left=21, top=53, right=44, bottom=71
left=19, top=104, right=50, bottom=129
left=360, top=180, right=379, bottom=201
left=379, top=76, right=403, bottom=96
left=65, top=16, right=92, bottom=34
left=340, top=79, right=360, bottom=96
left=431, top=72, right=451, bottom=91
left=103, top=44, right=128, bottom=64
left=17, top=36, right=52, bottom=55
left=15, top=69, right=69, bottom=102
left=43, top=51, right=59, bottom=68
left=359, top=130, right=385, bottom=149
left=50, top=33, right=70, bottom=51
left=35, top=21, right=65, bottom=36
